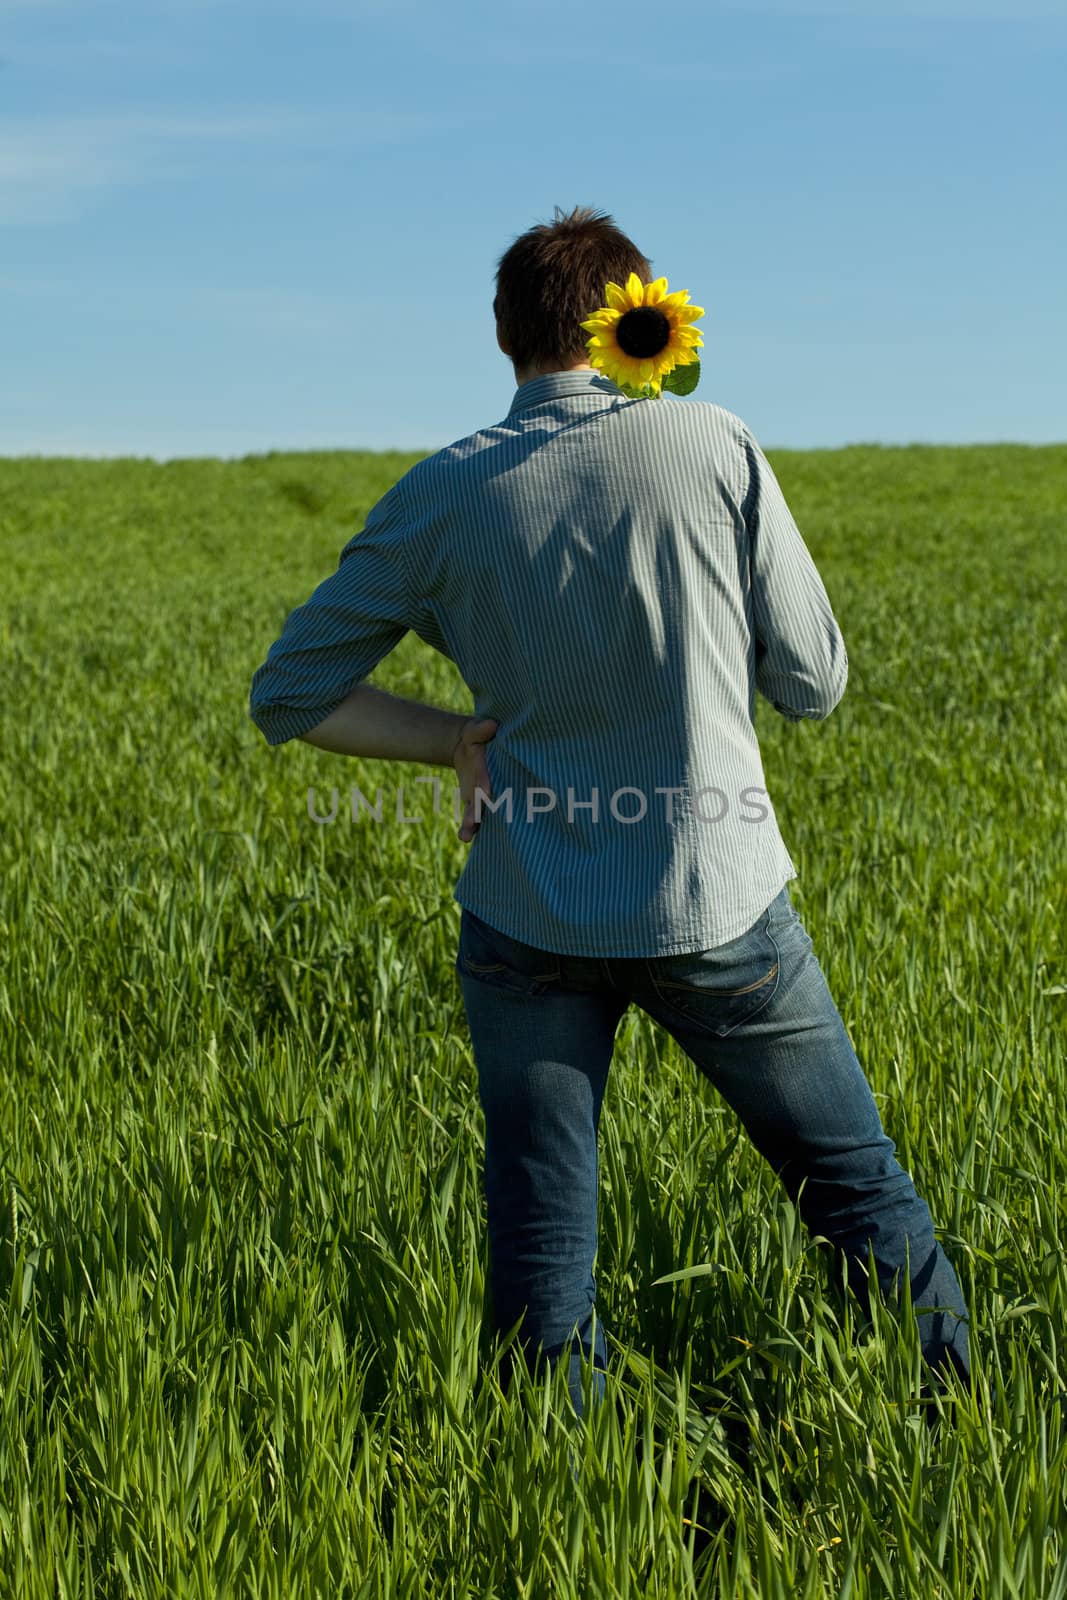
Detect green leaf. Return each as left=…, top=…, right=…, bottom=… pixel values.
left=616, top=380, right=657, bottom=400
left=663, top=359, right=701, bottom=397
left=652, top=1263, right=725, bottom=1286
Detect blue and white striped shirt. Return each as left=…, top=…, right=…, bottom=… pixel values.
left=249, top=370, right=848, bottom=956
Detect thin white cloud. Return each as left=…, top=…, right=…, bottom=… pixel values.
left=184, top=285, right=360, bottom=338
left=724, top=0, right=1064, bottom=14
left=0, top=105, right=470, bottom=224
left=0, top=272, right=383, bottom=340
left=0, top=0, right=425, bottom=12
left=461, top=39, right=799, bottom=79
left=0, top=273, right=65, bottom=294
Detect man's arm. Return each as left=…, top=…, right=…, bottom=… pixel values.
left=249, top=478, right=422, bottom=746
left=299, top=682, right=499, bottom=844
left=299, top=681, right=467, bottom=765
left=741, top=427, right=848, bottom=721
left=248, top=478, right=499, bottom=840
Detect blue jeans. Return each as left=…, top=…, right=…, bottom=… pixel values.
left=456, top=885, right=971, bottom=1419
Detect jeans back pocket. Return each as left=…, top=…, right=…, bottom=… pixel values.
left=644, top=911, right=781, bottom=1038
left=456, top=909, right=562, bottom=995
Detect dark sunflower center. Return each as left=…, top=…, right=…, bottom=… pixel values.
left=615, top=306, right=671, bottom=359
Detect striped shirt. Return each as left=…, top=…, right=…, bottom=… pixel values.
left=249, top=370, right=848, bottom=957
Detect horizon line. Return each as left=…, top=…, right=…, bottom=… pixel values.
left=2, top=437, right=1066, bottom=465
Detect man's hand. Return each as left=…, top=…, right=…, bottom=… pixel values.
left=451, top=716, right=500, bottom=843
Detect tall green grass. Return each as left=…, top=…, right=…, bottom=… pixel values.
left=0, top=444, right=1064, bottom=1597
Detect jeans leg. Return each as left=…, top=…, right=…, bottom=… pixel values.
left=458, top=955, right=627, bottom=1419
left=633, top=890, right=971, bottom=1386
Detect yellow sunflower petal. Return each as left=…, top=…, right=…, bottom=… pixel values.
left=625, top=271, right=646, bottom=306
left=644, top=277, right=669, bottom=304
left=592, top=342, right=651, bottom=389
left=604, top=281, right=630, bottom=312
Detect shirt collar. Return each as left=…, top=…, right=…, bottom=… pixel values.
left=507, top=369, right=626, bottom=414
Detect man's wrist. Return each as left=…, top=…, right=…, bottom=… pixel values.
left=447, top=715, right=469, bottom=767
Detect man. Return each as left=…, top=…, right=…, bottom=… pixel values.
left=248, top=204, right=972, bottom=1423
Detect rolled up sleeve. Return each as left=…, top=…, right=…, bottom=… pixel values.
left=742, top=428, right=848, bottom=721
left=249, top=478, right=418, bottom=746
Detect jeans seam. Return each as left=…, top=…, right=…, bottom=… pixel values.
left=459, top=955, right=562, bottom=985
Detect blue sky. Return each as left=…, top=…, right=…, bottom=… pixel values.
left=2, top=0, right=1064, bottom=457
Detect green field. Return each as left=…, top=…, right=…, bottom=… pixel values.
left=1, top=444, right=1065, bottom=1598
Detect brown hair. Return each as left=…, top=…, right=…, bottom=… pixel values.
left=493, top=204, right=652, bottom=374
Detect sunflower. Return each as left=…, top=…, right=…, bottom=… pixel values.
left=581, top=272, right=704, bottom=397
